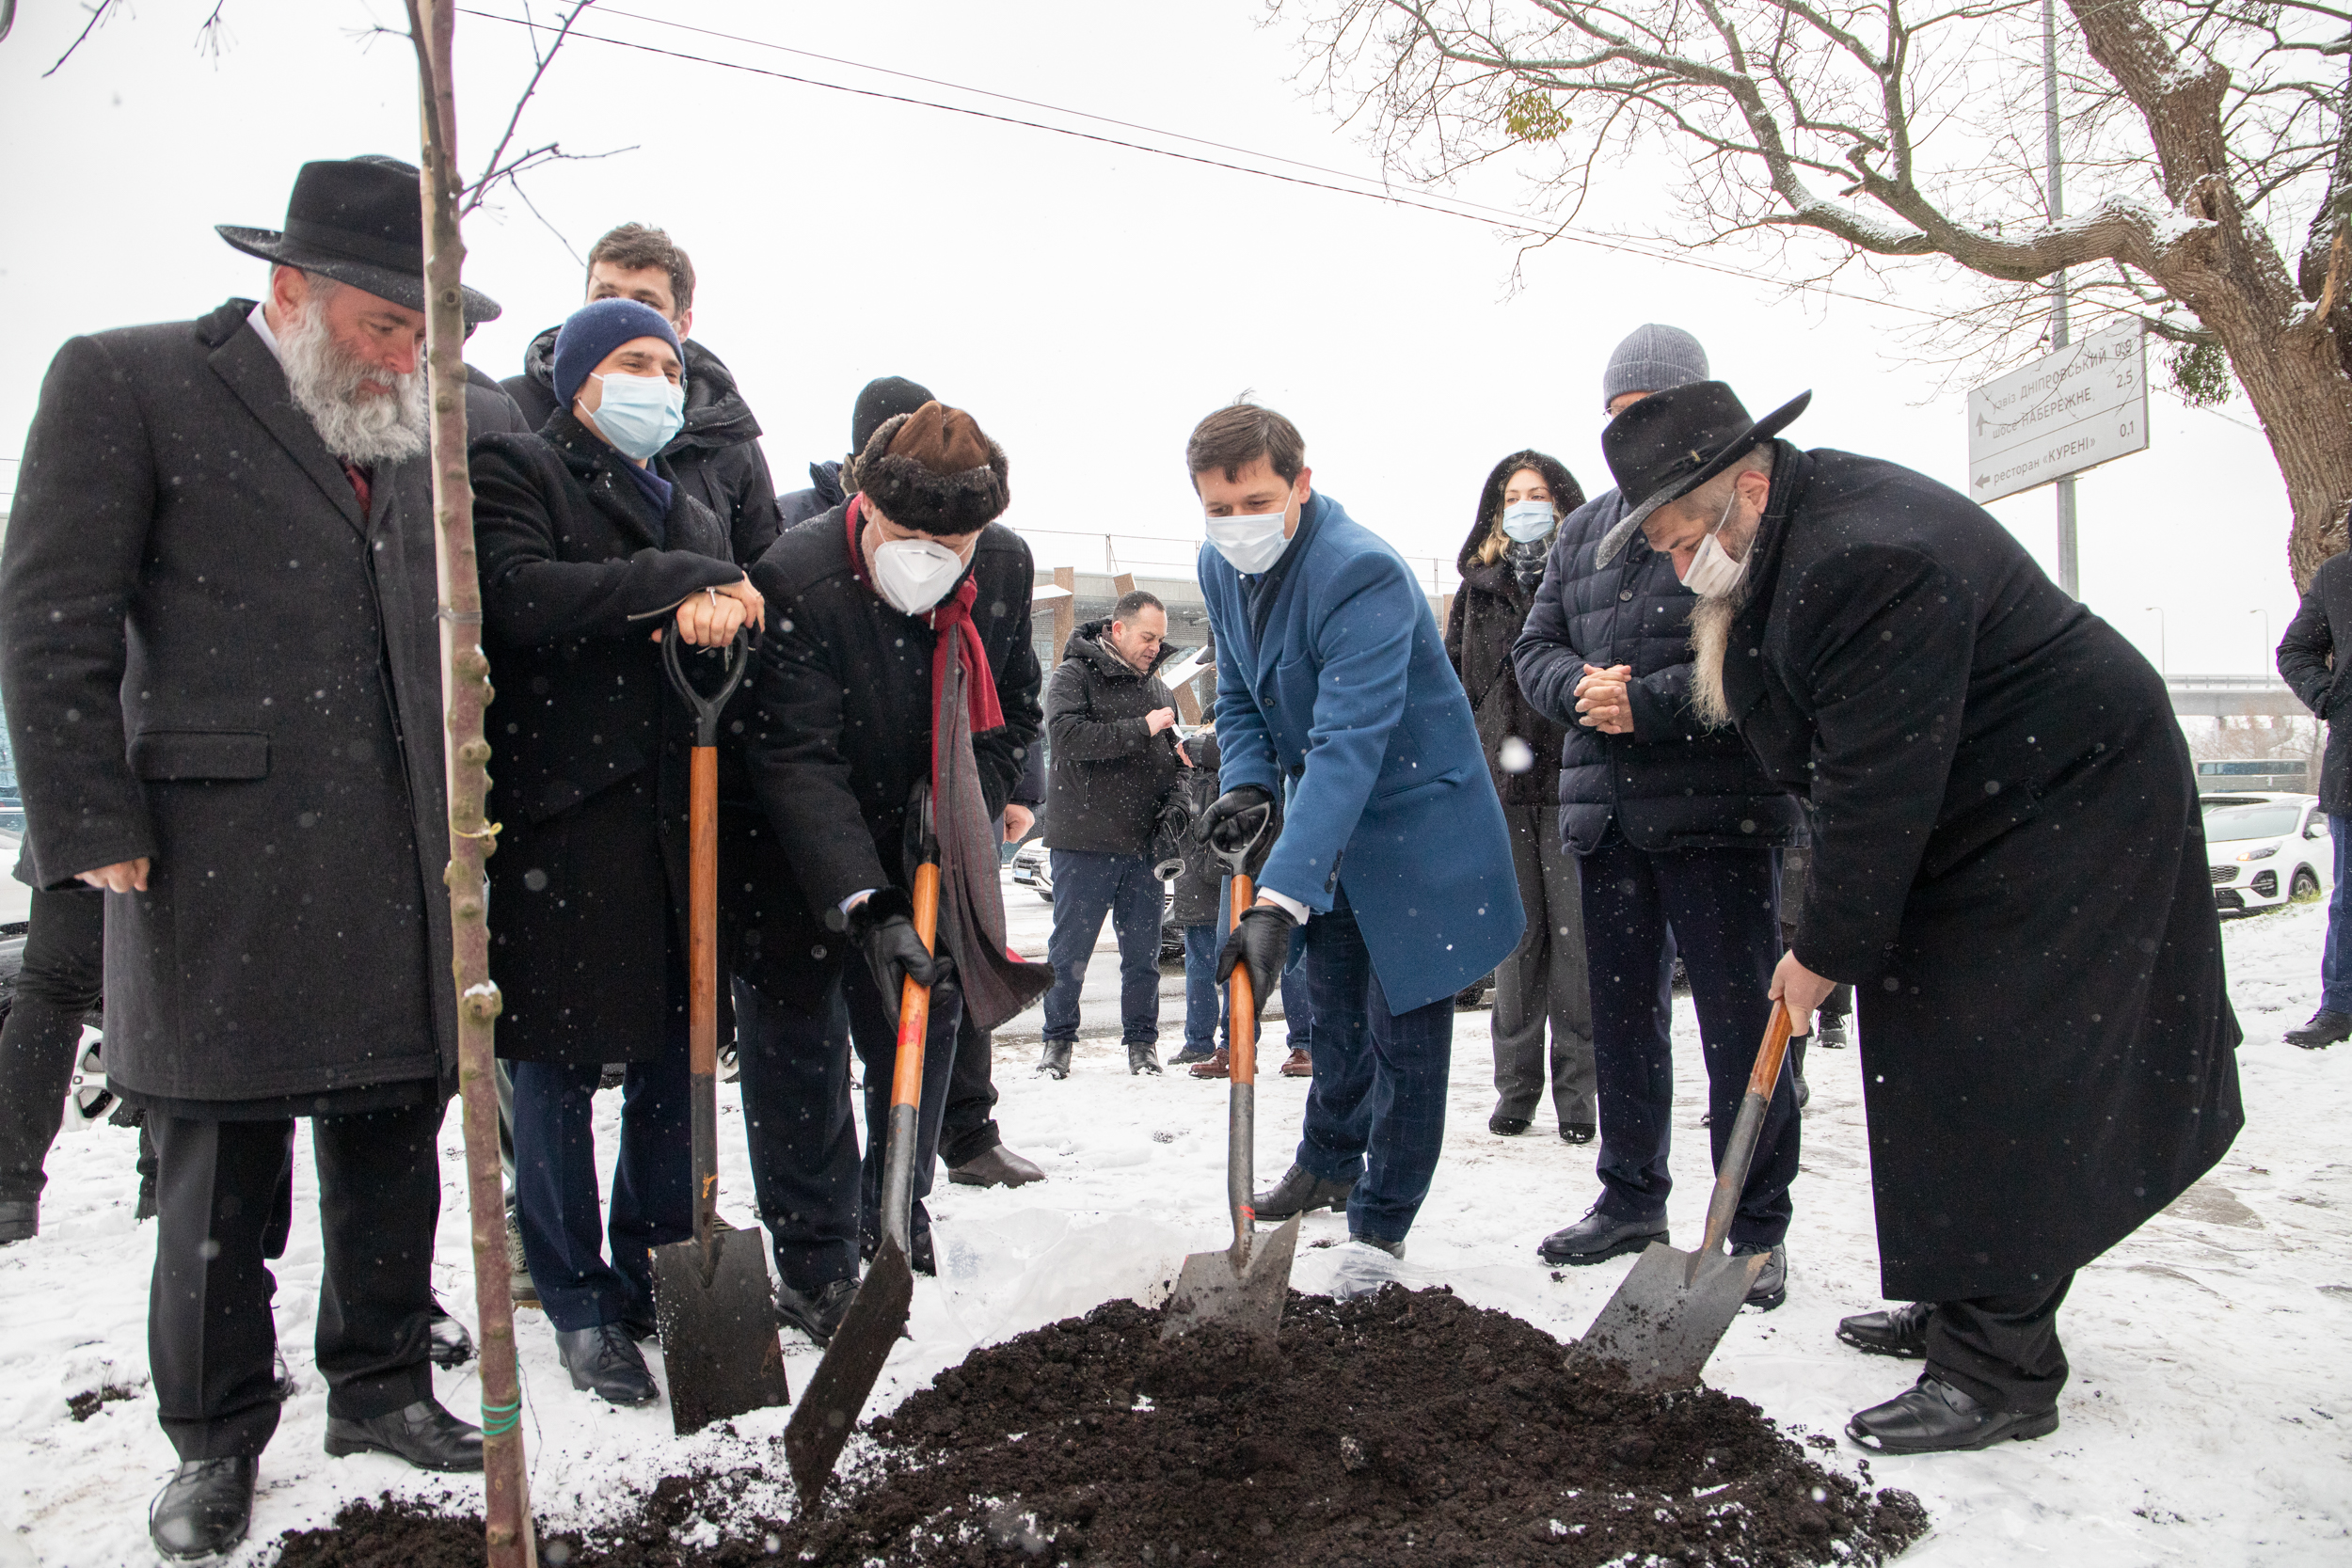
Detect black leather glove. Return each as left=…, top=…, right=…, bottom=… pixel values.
left=1200, top=784, right=1279, bottom=879
left=1215, top=902, right=1296, bottom=1026
left=844, top=891, right=954, bottom=1019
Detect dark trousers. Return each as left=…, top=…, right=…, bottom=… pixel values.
left=1293, top=887, right=1453, bottom=1243
left=2325, top=815, right=2352, bottom=1014
left=734, top=959, right=961, bottom=1291
left=0, top=884, right=104, bottom=1203
left=1579, top=836, right=1798, bottom=1249
left=509, top=1051, right=691, bottom=1333
left=940, top=1005, right=1001, bottom=1170
left=1041, top=848, right=1162, bottom=1045
left=149, top=1102, right=440, bottom=1460
left=1925, top=1273, right=2074, bottom=1413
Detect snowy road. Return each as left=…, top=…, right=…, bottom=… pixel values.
left=0, top=901, right=2344, bottom=1564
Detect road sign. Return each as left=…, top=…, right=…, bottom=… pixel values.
left=1966, top=320, right=2148, bottom=505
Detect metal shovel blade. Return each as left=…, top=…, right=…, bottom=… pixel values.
left=1571, top=1242, right=1767, bottom=1393
left=650, top=1220, right=791, bottom=1436
left=1160, top=1215, right=1301, bottom=1345
left=785, top=1233, right=914, bottom=1501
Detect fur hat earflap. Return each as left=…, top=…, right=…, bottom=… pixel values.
left=852, top=401, right=1009, bottom=536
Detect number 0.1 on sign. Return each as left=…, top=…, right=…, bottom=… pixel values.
left=1964, top=322, right=2149, bottom=506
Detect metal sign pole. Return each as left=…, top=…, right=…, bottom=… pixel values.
left=2044, top=0, right=2078, bottom=597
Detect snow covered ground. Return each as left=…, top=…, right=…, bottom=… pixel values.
left=1, top=887, right=2345, bottom=1565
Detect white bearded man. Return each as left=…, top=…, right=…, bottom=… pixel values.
left=0, top=156, right=503, bottom=1560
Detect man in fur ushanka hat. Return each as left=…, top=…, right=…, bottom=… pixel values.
left=728, top=403, right=1050, bottom=1344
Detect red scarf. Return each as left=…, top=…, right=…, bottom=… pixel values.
left=845, top=497, right=1006, bottom=801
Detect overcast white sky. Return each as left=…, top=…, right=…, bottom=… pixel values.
left=0, top=0, right=2303, bottom=676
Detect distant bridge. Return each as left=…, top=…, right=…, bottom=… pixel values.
left=2167, top=673, right=2310, bottom=720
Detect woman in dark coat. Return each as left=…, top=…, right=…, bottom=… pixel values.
left=1445, top=451, right=1596, bottom=1141
left=470, top=299, right=755, bottom=1407
left=1605, top=381, right=2242, bottom=1454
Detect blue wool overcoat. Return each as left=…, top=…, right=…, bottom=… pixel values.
left=1200, top=491, right=1521, bottom=1015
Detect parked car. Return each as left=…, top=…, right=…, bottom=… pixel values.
left=2204, top=792, right=2331, bottom=913
left=1010, top=845, right=1187, bottom=962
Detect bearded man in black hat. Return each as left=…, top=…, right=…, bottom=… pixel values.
left=0, top=157, right=496, bottom=1560
left=1601, top=381, right=2243, bottom=1455
left=729, top=402, right=1050, bottom=1344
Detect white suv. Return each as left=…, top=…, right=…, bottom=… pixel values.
left=2204, top=792, right=2331, bottom=913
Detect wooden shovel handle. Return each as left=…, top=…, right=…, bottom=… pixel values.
left=889, top=860, right=942, bottom=1111
left=1228, top=873, right=1257, bottom=1086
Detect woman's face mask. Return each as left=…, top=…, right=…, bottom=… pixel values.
left=1680, top=487, right=1749, bottom=600
left=872, top=535, right=968, bottom=615
left=585, top=372, right=686, bottom=463
left=1500, top=499, right=1557, bottom=543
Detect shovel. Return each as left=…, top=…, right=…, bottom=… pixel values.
left=1572, top=998, right=1794, bottom=1393
left=650, top=626, right=791, bottom=1435
left=785, top=812, right=941, bottom=1501
left=1163, top=799, right=1300, bottom=1344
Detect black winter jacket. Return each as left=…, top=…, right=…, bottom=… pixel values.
left=778, top=459, right=848, bottom=532
left=469, top=411, right=745, bottom=1064
left=506, top=327, right=783, bottom=565
left=1513, top=488, right=1805, bottom=854
left=732, top=505, right=1042, bottom=1009
left=1168, top=731, right=1225, bottom=927
left=1044, top=620, right=1184, bottom=856
left=2279, top=550, right=2352, bottom=815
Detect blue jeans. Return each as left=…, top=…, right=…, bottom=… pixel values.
left=1293, top=886, right=1454, bottom=1243
left=1184, top=897, right=1315, bottom=1054
left=510, top=1047, right=691, bottom=1334
left=1578, top=835, right=1798, bottom=1250
left=2326, top=814, right=2352, bottom=1014
left=1041, top=848, right=1163, bottom=1044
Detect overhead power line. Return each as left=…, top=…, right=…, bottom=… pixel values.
left=453, top=6, right=1947, bottom=320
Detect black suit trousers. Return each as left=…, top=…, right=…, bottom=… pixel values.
left=148, top=1102, right=441, bottom=1460
left=0, top=885, right=104, bottom=1203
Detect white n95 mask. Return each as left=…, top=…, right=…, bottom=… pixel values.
left=1207, top=510, right=1292, bottom=574
left=873, top=537, right=966, bottom=615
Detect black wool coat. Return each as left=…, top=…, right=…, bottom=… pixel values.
left=1514, top=489, right=1805, bottom=854
left=1720, top=441, right=2244, bottom=1301
left=730, top=505, right=1041, bottom=1010
left=470, top=412, right=745, bottom=1066
left=0, top=299, right=454, bottom=1104
left=2277, top=550, right=2352, bottom=815
left=1445, top=538, right=1567, bottom=811
left=1043, top=621, right=1184, bottom=857
left=507, top=329, right=783, bottom=566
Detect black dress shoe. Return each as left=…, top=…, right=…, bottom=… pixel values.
left=1560, top=1121, right=1597, bottom=1146
left=1349, top=1232, right=1405, bottom=1259
left=324, top=1397, right=485, bottom=1471
left=2286, top=1008, right=2352, bottom=1048
left=552, top=1323, right=660, bottom=1408
left=1486, top=1112, right=1532, bottom=1136
left=776, top=1276, right=860, bottom=1345
left=150, top=1456, right=255, bottom=1561
left=0, top=1199, right=34, bottom=1244
left=1127, top=1040, right=1162, bottom=1075
left=1735, top=1242, right=1788, bottom=1309
left=1252, top=1163, right=1355, bottom=1220
left=1037, top=1039, right=1073, bottom=1078
left=1847, top=1376, right=2058, bottom=1453
left=948, top=1144, right=1047, bottom=1187
left=1820, top=1016, right=1850, bottom=1049
left=1536, top=1205, right=1667, bottom=1265
left=1837, top=1300, right=1933, bottom=1358
left=426, top=1305, right=475, bottom=1369
left=1168, top=1043, right=1216, bottom=1066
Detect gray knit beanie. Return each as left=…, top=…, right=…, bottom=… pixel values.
left=1600, top=324, right=1709, bottom=412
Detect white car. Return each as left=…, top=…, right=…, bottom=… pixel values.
left=2203, top=792, right=2331, bottom=913
left=0, top=832, right=26, bottom=929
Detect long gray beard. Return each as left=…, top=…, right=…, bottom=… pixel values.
left=279, top=304, right=428, bottom=465
left=1688, top=588, right=1745, bottom=730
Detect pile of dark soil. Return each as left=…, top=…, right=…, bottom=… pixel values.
left=274, top=1284, right=1926, bottom=1567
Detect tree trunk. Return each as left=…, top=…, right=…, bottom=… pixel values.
left=404, top=4, right=535, bottom=1564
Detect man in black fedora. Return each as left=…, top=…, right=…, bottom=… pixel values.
left=1607, top=379, right=2243, bottom=1454
left=1514, top=329, right=1806, bottom=1310
left=1, top=156, right=494, bottom=1560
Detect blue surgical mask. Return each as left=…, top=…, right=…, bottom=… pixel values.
left=587, top=372, right=686, bottom=463
left=1500, top=500, right=1556, bottom=543
left=1206, top=509, right=1292, bottom=574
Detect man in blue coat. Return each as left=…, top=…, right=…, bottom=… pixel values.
left=1189, top=402, right=1521, bottom=1255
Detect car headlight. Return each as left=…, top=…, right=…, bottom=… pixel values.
left=2236, top=845, right=2280, bottom=862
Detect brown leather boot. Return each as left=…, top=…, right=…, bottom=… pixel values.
left=1187, top=1044, right=1231, bottom=1079
left=1279, top=1048, right=1311, bottom=1077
